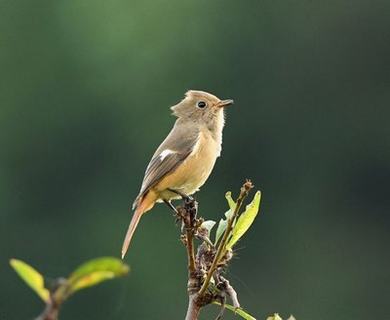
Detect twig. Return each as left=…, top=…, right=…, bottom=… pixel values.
left=186, top=202, right=196, bottom=274
left=186, top=227, right=196, bottom=273
left=36, top=300, right=59, bottom=320
left=36, top=294, right=61, bottom=320
left=35, top=278, right=67, bottom=320
left=178, top=180, right=254, bottom=320
left=179, top=199, right=203, bottom=320
left=186, top=296, right=202, bottom=320
left=198, top=180, right=253, bottom=297
left=179, top=199, right=197, bottom=273
left=218, top=276, right=240, bottom=308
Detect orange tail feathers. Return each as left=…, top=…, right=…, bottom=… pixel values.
left=121, top=192, right=156, bottom=259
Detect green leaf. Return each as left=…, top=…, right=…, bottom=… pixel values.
left=9, top=259, right=50, bottom=302
left=214, top=302, right=256, bottom=320
left=67, top=257, right=129, bottom=294
left=225, top=191, right=236, bottom=219
left=215, top=218, right=227, bottom=245
left=201, top=220, right=216, bottom=233
left=226, top=191, right=261, bottom=250
left=214, top=192, right=238, bottom=245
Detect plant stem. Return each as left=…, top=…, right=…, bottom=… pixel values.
left=198, top=180, right=253, bottom=297
left=185, top=295, right=201, bottom=320
left=182, top=200, right=201, bottom=320
left=186, top=227, right=196, bottom=273
left=36, top=299, right=60, bottom=320
left=181, top=200, right=197, bottom=273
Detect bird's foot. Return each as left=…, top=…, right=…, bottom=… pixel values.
left=168, top=188, right=194, bottom=203
left=164, top=200, right=178, bottom=214
left=178, top=194, right=197, bottom=223
left=164, top=189, right=198, bottom=228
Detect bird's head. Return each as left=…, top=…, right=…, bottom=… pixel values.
left=171, top=90, right=233, bottom=131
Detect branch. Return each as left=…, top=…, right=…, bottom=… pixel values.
left=177, top=198, right=198, bottom=274
left=36, top=299, right=60, bottom=320
left=198, top=180, right=253, bottom=297
left=185, top=295, right=202, bottom=320
left=176, top=199, right=203, bottom=320
left=186, top=198, right=197, bottom=273
left=176, top=180, right=254, bottom=320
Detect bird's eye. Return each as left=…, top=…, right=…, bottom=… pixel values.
left=197, top=101, right=207, bottom=109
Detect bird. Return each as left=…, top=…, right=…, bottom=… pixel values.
left=121, top=90, right=233, bottom=258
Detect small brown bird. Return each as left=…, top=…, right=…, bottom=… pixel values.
left=121, top=90, right=233, bottom=258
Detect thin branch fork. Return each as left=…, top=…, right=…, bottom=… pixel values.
left=177, top=180, right=254, bottom=320
left=35, top=277, right=70, bottom=320
left=177, top=198, right=198, bottom=274
left=198, top=181, right=253, bottom=298
left=36, top=299, right=59, bottom=320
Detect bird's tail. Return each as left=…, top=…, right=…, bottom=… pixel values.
left=121, top=192, right=155, bottom=259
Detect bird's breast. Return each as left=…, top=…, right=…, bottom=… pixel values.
left=156, top=130, right=222, bottom=198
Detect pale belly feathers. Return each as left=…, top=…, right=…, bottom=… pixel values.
left=155, top=130, right=222, bottom=201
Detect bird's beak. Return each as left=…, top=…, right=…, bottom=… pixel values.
left=216, top=99, right=234, bottom=108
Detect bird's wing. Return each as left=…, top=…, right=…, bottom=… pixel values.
left=133, top=122, right=199, bottom=208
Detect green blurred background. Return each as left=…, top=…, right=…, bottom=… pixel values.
left=1, top=0, right=389, bottom=319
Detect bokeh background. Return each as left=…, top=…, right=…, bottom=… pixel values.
left=1, top=0, right=389, bottom=319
